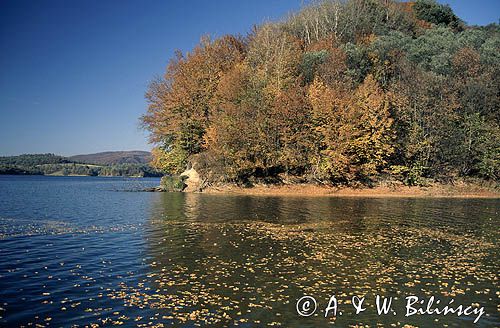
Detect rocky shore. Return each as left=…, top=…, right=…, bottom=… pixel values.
left=150, top=167, right=499, bottom=198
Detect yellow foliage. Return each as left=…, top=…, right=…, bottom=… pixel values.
left=308, top=75, right=395, bottom=182
left=150, top=146, right=187, bottom=174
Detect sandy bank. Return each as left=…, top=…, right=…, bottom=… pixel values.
left=203, top=183, right=499, bottom=198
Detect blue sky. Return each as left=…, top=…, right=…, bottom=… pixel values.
left=0, top=0, right=498, bottom=156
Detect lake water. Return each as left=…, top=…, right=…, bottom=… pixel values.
left=0, top=175, right=498, bottom=327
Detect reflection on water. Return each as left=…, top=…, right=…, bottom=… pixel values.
left=137, top=193, right=499, bottom=327
left=0, top=176, right=498, bottom=327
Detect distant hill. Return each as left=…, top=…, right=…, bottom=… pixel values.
left=0, top=151, right=161, bottom=177
left=0, top=153, right=71, bottom=166
left=69, top=151, right=151, bottom=165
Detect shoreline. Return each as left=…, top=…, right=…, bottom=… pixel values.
left=0, top=173, right=160, bottom=178
left=202, top=183, right=500, bottom=198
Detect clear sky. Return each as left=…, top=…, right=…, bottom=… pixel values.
left=1, top=0, right=498, bottom=156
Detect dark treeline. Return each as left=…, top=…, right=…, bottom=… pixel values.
left=0, top=154, right=162, bottom=177
left=0, top=153, right=71, bottom=167
left=142, top=0, right=499, bottom=186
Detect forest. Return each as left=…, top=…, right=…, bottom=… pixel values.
left=0, top=154, right=162, bottom=177
left=142, top=0, right=500, bottom=186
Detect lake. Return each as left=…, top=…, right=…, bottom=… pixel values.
left=0, top=175, right=498, bottom=327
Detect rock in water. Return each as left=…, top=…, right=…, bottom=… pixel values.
left=180, top=167, right=201, bottom=192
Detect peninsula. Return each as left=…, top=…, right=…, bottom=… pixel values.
left=142, top=0, right=499, bottom=195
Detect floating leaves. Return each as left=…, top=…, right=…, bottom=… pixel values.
left=1, top=197, right=498, bottom=327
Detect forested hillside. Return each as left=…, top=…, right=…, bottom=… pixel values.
left=0, top=153, right=161, bottom=177
left=142, top=0, right=499, bottom=186
left=69, top=151, right=151, bottom=165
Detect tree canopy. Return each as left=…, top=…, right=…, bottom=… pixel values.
left=142, top=0, right=500, bottom=185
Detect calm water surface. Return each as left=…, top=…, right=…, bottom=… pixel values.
left=0, top=176, right=498, bottom=327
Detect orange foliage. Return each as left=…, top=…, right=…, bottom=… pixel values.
left=308, top=75, right=395, bottom=182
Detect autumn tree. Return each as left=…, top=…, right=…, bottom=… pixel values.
left=308, top=77, right=354, bottom=182
left=349, top=74, right=395, bottom=178
left=202, top=26, right=306, bottom=181
left=142, top=35, right=245, bottom=173
left=308, top=74, right=394, bottom=183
